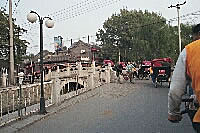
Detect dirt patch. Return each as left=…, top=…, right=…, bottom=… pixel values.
left=98, top=82, right=136, bottom=99
left=102, top=110, right=112, bottom=116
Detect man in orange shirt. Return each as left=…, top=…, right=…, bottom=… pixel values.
left=168, top=24, right=200, bottom=132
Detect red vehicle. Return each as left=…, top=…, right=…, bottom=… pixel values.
left=151, top=57, right=172, bottom=88
left=137, top=60, right=152, bottom=80
left=119, top=62, right=126, bottom=70
left=142, top=60, right=152, bottom=66
left=103, top=60, right=114, bottom=67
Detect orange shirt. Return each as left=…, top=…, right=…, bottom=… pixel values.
left=185, top=39, right=200, bottom=122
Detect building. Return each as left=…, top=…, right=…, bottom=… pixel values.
left=68, top=40, right=100, bottom=63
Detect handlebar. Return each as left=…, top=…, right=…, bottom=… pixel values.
left=181, top=97, right=194, bottom=115
left=181, top=109, right=189, bottom=115
left=182, top=98, right=194, bottom=102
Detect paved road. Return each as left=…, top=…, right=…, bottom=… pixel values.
left=18, top=80, right=195, bottom=133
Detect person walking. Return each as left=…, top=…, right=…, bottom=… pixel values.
left=115, top=63, right=123, bottom=84
left=126, top=62, right=134, bottom=83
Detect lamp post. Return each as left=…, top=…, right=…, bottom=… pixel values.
left=27, top=11, right=54, bottom=114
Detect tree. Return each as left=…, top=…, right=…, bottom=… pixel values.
left=96, top=9, right=193, bottom=63
left=0, top=9, right=29, bottom=66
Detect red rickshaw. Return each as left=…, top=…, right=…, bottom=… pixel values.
left=151, top=57, right=172, bottom=88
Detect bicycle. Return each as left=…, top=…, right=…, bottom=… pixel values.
left=181, top=94, right=200, bottom=132
left=122, top=71, right=134, bottom=83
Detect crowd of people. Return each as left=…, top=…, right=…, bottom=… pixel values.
left=114, top=61, right=148, bottom=84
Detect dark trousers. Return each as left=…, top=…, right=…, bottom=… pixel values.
left=127, top=72, right=133, bottom=82
left=188, top=110, right=200, bottom=133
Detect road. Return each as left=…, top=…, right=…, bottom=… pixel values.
left=18, top=80, right=195, bottom=133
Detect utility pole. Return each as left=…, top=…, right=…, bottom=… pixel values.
left=71, top=39, right=73, bottom=46
left=88, top=35, right=90, bottom=44
left=16, top=27, right=20, bottom=75
left=9, top=0, right=14, bottom=85
left=118, top=49, right=120, bottom=63
left=168, top=1, right=186, bottom=54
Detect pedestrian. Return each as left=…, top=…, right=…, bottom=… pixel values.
left=149, top=66, right=155, bottom=83
left=32, top=72, right=35, bottom=84
left=115, top=62, right=123, bottom=84
left=126, top=61, right=134, bottom=83
left=168, top=23, right=200, bottom=132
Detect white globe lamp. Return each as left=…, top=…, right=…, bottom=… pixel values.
left=27, top=12, right=37, bottom=23
left=45, top=19, right=54, bottom=28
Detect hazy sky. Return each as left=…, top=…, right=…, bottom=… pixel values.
left=1, top=0, right=200, bottom=54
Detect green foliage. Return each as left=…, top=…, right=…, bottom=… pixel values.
left=0, top=10, right=29, bottom=65
left=96, top=9, right=193, bottom=63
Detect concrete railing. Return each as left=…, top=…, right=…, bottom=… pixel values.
left=0, top=81, right=53, bottom=126
left=0, top=62, right=113, bottom=127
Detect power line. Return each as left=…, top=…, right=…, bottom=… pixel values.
left=51, top=0, right=121, bottom=22
left=14, top=0, right=122, bottom=39
left=12, top=0, right=200, bottom=51
left=13, top=0, right=21, bottom=14
left=1, top=0, right=9, bottom=11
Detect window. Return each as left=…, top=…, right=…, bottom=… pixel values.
left=81, top=50, right=85, bottom=54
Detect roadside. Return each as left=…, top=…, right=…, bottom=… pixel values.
left=0, top=84, right=100, bottom=133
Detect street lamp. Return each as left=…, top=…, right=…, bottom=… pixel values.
left=27, top=11, right=54, bottom=114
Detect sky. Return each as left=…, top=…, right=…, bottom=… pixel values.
left=1, top=0, right=200, bottom=54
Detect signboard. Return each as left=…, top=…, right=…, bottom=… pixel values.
left=54, top=37, right=62, bottom=51
left=91, top=48, right=97, bottom=52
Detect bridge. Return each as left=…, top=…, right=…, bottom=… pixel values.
left=0, top=62, right=115, bottom=127
left=0, top=62, right=195, bottom=133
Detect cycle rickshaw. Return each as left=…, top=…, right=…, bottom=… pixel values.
left=151, top=58, right=172, bottom=88
left=137, top=61, right=151, bottom=80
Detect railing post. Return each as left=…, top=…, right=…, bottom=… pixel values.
left=2, top=68, right=7, bottom=87
left=87, top=69, right=94, bottom=90
left=18, top=72, right=24, bottom=118
left=107, top=63, right=111, bottom=83
left=67, top=63, right=70, bottom=76
left=52, top=72, right=61, bottom=105
left=92, top=61, right=95, bottom=74
left=56, top=65, right=60, bottom=73
left=77, top=62, right=82, bottom=78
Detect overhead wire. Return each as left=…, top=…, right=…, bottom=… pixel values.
left=51, top=0, right=121, bottom=22
left=13, top=0, right=21, bottom=14
left=17, top=0, right=123, bottom=51
left=2, top=0, right=200, bottom=52
left=3, top=0, right=8, bottom=11
left=12, top=0, right=122, bottom=43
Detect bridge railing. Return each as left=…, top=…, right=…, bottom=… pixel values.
left=45, top=66, right=91, bottom=81
left=0, top=81, right=53, bottom=126
left=0, top=62, right=114, bottom=127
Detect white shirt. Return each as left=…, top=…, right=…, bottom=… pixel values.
left=168, top=48, right=187, bottom=116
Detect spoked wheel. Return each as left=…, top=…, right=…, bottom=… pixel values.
left=154, top=78, right=158, bottom=88
left=168, top=78, right=171, bottom=88
left=144, top=73, right=150, bottom=80
left=123, top=74, right=129, bottom=81
left=138, top=74, right=143, bottom=80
